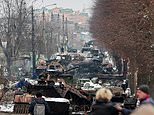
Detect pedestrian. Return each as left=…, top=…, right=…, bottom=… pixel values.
left=29, top=92, right=50, bottom=115
left=136, top=85, right=154, bottom=105
left=88, top=88, right=119, bottom=115
left=115, top=84, right=154, bottom=115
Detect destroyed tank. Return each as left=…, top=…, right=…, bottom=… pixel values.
left=11, top=61, right=91, bottom=115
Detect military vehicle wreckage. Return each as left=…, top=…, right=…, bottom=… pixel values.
left=10, top=61, right=91, bottom=115
left=0, top=57, right=136, bottom=115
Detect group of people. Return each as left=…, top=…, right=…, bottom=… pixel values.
left=88, top=84, right=154, bottom=115
left=28, top=84, right=154, bottom=115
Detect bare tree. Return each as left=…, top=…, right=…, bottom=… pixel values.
left=90, top=0, right=154, bottom=93
left=0, top=0, right=29, bottom=78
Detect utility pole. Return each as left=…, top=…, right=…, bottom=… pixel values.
left=57, top=13, right=60, bottom=52
left=61, top=14, right=65, bottom=53
left=42, top=9, right=47, bottom=59
left=65, top=17, right=68, bottom=51
left=31, top=5, right=36, bottom=78
left=42, top=4, right=56, bottom=58
left=48, top=12, right=53, bottom=57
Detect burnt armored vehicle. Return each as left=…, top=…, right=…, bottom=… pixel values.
left=12, top=61, right=91, bottom=115
left=72, top=57, right=137, bottom=110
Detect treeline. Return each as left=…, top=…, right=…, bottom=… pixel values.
left=90, top=0, right=154, bottom=95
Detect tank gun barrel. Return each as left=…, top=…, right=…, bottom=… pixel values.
left=64, top=66, right=79, bottom=73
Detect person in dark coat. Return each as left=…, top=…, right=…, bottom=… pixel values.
left=88, top=88, right=119, bottom=115
left=116, top=84, right=154, bottom=115
left=29, top=92, right=50, bottom=115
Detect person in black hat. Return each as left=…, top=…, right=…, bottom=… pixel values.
left=136, top=85, right=154, bottom=105
left=115, top=84, right=154, bottom=115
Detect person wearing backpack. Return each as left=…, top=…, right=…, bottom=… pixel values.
left=29, top=92, right=50, bottom=115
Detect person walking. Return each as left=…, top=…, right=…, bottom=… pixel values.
left=29, top=92, right=50, bottom=115
left=88, top=88, right=119, bottom=115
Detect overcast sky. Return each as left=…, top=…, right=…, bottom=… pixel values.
left=29, top=0, right=95, bottom=11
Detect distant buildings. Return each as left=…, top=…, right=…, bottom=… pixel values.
left=34, top=7, right=92, bottom=51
